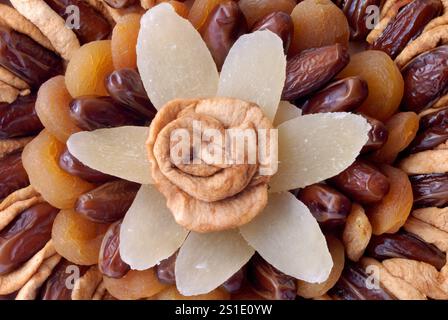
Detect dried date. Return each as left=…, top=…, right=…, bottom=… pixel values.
left=156, top=251, right=177, bottom=285
left=361, top=115, right=388, bottom=153
left=410, top=173, right=448, bottom=208
left=99, top=220, right=130, bottom=279
left=408, top=107, right=448, bottom=153
left=0, top=150, right=29, bottom=199
left=337, top=0, right=382, bottom=40
left=252, top=12, right=293, bottom=52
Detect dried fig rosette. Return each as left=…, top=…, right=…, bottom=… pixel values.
left=65, top=4, right=371, bottom=297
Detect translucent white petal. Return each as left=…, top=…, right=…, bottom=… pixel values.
left=217, top=30, right=286, bottom=121
left=273, top=101, right=302, bottom=127
left=240, top=192, right=332, bottom=283
left=175, top=229, right=254, bottom=296
left=67, top=126, right=152, bottom=184
left=120, top=184, right=188, bottom=270
left=137, top=3, right=219, bottom=109
left=269, top=113, right=370, bottom=193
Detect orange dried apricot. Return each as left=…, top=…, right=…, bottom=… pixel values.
left=22, top=130, right=94, bottom=209
left=52, top=209, right=108, bottom=265
left=35, top=76, right=81, bottom=143
left=239, top=0, right=296, bottom=27
left=370, top=112, right=419, bottom=164
left=367, top=165, right=413, bottom=235
left=188, top=0, right=228, bottom=30
left=290, top=0, right=349, bottom=54
left=65, top=40, right=114, bottom=97
left=103, top=269, right=167, bottom=300
left=337, top=50, right=404, bottom=121
left=111, top=14, right=141, bottom=70
left=158, top=0, right=190, bottom=17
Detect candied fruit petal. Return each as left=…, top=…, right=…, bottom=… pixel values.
left=65, top=40, right=114, bottom=97
left=22, top=130, right=94, bottom=209
left=269, top=113, right=370, bottom=193
left=120, top=184, right=188, bottom=270
left=175, top=229, right=254, bottom=296
left=137, top=4, right=219, bottom=109
left=273, top=101, right=301, bottom=127
left=217, top=30, right=286, bottom=121
left=35, top=76, right=81, bottom=143
left=240, top=192, right=332, bottom=283
left=67, top=126, right=152, bottom=184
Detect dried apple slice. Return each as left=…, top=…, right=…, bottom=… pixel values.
left=137, top=3, right=219, bottom=109
left=269, top=113, right=370, bottom=193
left=175, top=229, right=254, bottom=296
left=274, top=101, right=301, bottom=127
left=240, top=192, right=332, bottom=283
left=217, top=30, right=286, bottom=121
left=120, top=184, right=188, bottom=270
left=67, top=126, right=152, bottom=184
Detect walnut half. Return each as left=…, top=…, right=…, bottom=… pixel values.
left=147, top=98, right=277, bottom=232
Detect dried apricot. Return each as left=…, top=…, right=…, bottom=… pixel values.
left=155, top=286, right=230, bottom=300
left=111, top=14, right=141, bottom=70
left=370, top=112, right=419, bottom=164
left=35, top=76, right=81, bottom=143
left=65, top=41, right=114, bottom=97
left=188, top=0, right=228, bottom=29
left=103, top=269, right=167, bottom=300
left=337, top=50, right=404, bottom=121
left=22, top=130, right=94, bottom=209
left=239, top=0, right=296, bottom=27
left=366, top=165, right=413, bottom=235
left=52, top=209, right=108, bottom=265
left=290, top=0, right=349, bottom=54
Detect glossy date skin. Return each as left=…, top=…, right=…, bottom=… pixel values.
left=200, top=1, right=247, bottom=70
left=0, top=94, right=43, bottom=138
left=247, top=254, right=297, bottom=300
left=301, top=76, right=368, bottom=114
left=99, top=221, right=130, bottom=279
left=328, top=160, right=390, bottom=205
left=371, top=0, right=442, bottom=58
left=282, top=44, right=349, bottom=101
left=401, top=45, right=448, bottom=113
left=296, top=183, right=352, bottom=228
left=408, top=107, right=448, bottom=153
left=0, top=203, right=59, bottom=275
left=44, top=0, right=111, bottom=44
left=361, top=115, right=388, bottom=153
left=156, top=251, right=177, bottom=285
left=0, top=26, right=62, bottom=88
left=70, top=96, right=146, bottom=131
left=252, top=12, right=293, bottom=52
left=410, top=173, right=448, bottom=208
left=222, top=266, right=246, bottom=294
left=75, top=180, right=140, bottom=224
left=0, top=150, right=29, bottom=199
left=367, top=231, right=446, bottom=270
left=336, top=0, right=382, bottom=40
left=105, top=69, right=157, bottom=120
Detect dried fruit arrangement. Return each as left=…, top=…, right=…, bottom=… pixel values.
left=0, top=0, right=448, bottom=301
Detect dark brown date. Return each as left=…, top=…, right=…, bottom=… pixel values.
left=329, top=261, right=395, bottom=300
left=44, top=0, right=111, bottom=44
left=0, top=203, right=59, bottom=275
left=0, top=150, right=29, bottom=199
left=337, top=0, right=382, bottom=40
left=328, top=159, right=390, bottom=205
left=59, top=147, right=115, bottom=183
left=40, top=259, right=89, bottom=300
left=0, top=26, right=62, bottom=88
left=99, top=221, right=130, bottom=279
left=252, top=12, right=293, bottom=52
left=69, top=96, right=146, bottom=131
left=104, top=0, right=136, bottom=8
left=301, top=77, right=368, bottom=114
left=247, top=254, right=297, bottom=300
left=75, top=180, right=140, bottom=223
left=282, top=44, right=350, bottom=101
left=0, top=292, right=16, bottom=300
left=156, top=251, right=177, bottom=285
left=366, top=231, right=446, bottom=270
left=408, top=107, right=448, bottom=153
left=105, top=69, right=156, bottom=119
left=361, top=115, right=388, bottom=153
left=200, top=1, right=247, bottom=70
left=0, top=94, right=43, bottom=138
left=401, top=45, right=448, bottom=113
left=410, top=173, right=448, bottom=208
left=222, top=266, right=246, bottom=294
left=296, top=183, right=351, bottom=229
left=371, top=0, right=442, bottom=59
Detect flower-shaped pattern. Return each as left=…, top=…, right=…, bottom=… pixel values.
left=66, top=4, right=371, bottom=296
